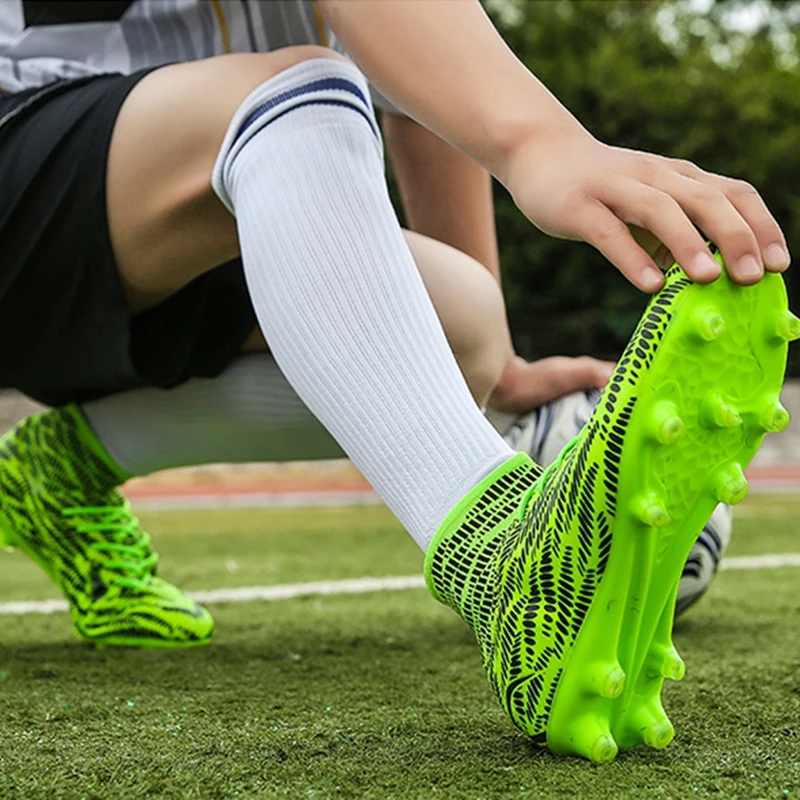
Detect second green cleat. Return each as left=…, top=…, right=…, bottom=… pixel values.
left=426, top=259, right=796, bottom=762
left=0, top=405, right=214, bottom=648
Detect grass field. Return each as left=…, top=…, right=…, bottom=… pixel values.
left=0, top=495, right=798, bottom=799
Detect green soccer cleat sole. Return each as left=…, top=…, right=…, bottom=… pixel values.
left=543, top=265, right=795, bottom=760
left=89, top=634, right=213, bottom=650
left=426, top=260, right=794, bottom=762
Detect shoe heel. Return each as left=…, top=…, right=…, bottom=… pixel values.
left=0, top=513, right=17, bottom=550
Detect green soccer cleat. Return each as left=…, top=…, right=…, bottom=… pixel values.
left=0, top=405, right=214, bottom=648
left=426, top=258, right=795, bottom=762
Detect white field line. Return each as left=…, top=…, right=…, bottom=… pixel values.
left=1, top=555, right=799, bottom=616
left=722, top=553, right=800, bottom=570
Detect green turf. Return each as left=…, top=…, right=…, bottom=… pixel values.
left=0, top=505, right=422, bottom=602
left=0, top=498, right=798, bottom=799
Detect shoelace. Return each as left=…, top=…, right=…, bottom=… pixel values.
left=517, top=435, right=581, bottom=523
left=61, top=501, right=157, bottom=591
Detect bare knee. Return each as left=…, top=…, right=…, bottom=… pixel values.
left=194, top=47, right=349, bottom=102
left=405, top=231, right=511, bottom=407
left=108, top=47, right=350, bottom=312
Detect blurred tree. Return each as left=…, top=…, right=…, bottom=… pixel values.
left=481, top=0, right=800, bottom=373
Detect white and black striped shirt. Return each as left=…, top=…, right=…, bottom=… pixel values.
left=0, top=0, right=334, bottom=92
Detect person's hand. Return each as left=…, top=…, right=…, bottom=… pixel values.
left=501, top=130, right=790, bottom=292
left=489, top=354, right=615, bottom=415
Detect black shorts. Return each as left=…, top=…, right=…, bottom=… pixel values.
left=0, top=71, right=257, bottom=407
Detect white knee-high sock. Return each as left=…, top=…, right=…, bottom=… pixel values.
left=212, top=58, right=512, bottom=550
left=81, top=355, right=343, bottom=476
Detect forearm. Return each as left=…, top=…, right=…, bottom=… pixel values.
left=383, top=111, right=501, bottom=280
left=317, top=0, right=586, bottom=182
left=320, top=0, right=788, bottom=294
left=383, top=111, right=515, bottom=378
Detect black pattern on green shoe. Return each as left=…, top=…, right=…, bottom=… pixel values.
left=426, top=260, right=795, bottom=761
left=0, top=405, right=214, bottom=648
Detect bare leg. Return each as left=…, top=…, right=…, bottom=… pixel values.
left=107, top=48, right=345, bottom=312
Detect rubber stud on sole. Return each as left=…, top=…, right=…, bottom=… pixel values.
left=760, top=400, right=790, bottom=433
left=714, top=463, right=749, bottom=505
left=701, top=392, right=742, bottom=429
left=775, top=310, right=800, bottom=343
left=691, top=307, right=726, bottom=341
left=585, top=662, right=626, bottom=699
left=602, top=664, right=626, bottom=700
left=589, top=734, right=619, bottom=764
left=632, top=493, right=671, bottom=528
left=661, top=647, right=686, bottom=681
left=643, top=718, right=676, bottom=750
left=649, top=401, right=686, bottom=444
left=570, top=718, right=618, bottom=763
left=648, top=643, right=685, bottom=681
left=625, top=694, right=675, bottom=750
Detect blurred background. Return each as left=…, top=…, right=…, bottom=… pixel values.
left=454, top=0, right=800, bottom=374
left=3, top=0, right=799, bottom=460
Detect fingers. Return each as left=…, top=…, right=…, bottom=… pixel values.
left=666, top=159, right=790, bottom=277
left=723, top=178, right=790, bottom=272
left=517, top=140, right=787, bottom=290
left=585, top=357, right=615, bottom=389
left=631, top=228, right=675, bottom=271
left=597, top=156, right=788, bottom=285
left=579, top=203, right=665, bottom=291
left=497, top=356, right=616, bottom=412
left=555, top=355, right=616, bottom=396
left=650, top=169, right=764, bottom=283
left=606, top=180, right=722, bottom=283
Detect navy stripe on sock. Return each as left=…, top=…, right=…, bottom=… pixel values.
left=228, top=98, right=379, bottom=168
left=236, top=77, right=372, bottom=141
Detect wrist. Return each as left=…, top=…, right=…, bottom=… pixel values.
left=488, top=354, right=526, bottom=408
left=493, top=120, right=594, bottom=192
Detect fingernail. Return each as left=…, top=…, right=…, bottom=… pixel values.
left=692, top=252, right=721, bottom=279
left=765, top=244, right=790, bottom=269
left=738, top=254, right=763, bottom=280
left=643, top=268, right=664, bottom=292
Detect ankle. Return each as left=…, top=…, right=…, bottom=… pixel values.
left=60, top=405, right=132, bottom=488
left=424, top=453, right=540, bottom=601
